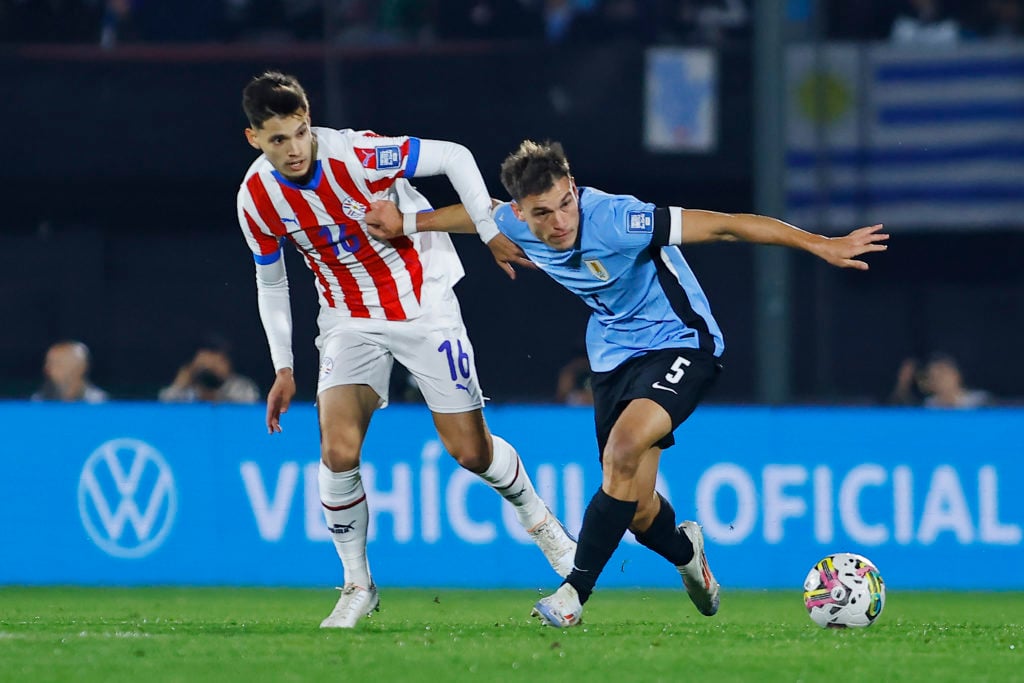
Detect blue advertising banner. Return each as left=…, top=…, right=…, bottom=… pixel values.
left=1, top=403, right=1020, bottom=591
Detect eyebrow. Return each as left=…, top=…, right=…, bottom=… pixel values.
left=271, top=124, right=306, bottom=142
left=531, top=191, right=572, bottom=215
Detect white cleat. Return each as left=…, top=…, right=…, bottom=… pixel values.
left=319, top=584, right=380, bottom=629
left=528, top=511, right=577, bottom=578
left=531, top=583, right=583, bottom=628
left=677, top=521, right=720, bottom=616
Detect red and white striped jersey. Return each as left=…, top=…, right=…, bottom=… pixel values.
left=237, top=127, right=463, bottom=321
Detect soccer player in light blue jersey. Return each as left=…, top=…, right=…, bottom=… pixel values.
left=365, top=139, right=888, bottom=627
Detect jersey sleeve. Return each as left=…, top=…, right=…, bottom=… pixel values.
left=600, top=195, right=662, bottom=257
left=493, top=202, right=516, bottom=236
left=406, top=138, right=498, bottom=242
left=349, top=131, right=422, bottom=183
left=238, top=183, right=292, bottom=371
left=651, top=206, right=684, bottom=247
left=237, top=185, right=284, bottom=265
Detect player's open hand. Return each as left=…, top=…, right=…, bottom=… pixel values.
left=266, top=369, right=296, bottom=434
left=817, top=224, right=889, bottom=270
left=488, top=233, right=537, bottom=280
left=365, top=200, right=404, bottom=240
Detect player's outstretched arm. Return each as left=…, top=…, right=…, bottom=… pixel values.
left=365, top=200, right=475, bottom=238
left=681, top=210, right=889, bottom=270
left=365, top=200, right=535, bottom=279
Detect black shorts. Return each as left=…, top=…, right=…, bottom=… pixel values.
left=591, top=348, right=722, bottom=459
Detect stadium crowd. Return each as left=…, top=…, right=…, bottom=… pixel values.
left=2, top=0, right=1020, bottom=46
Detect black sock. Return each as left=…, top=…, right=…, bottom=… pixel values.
left=632, top=493, right=694, bottom=567
left=566, top=488, right=637, bottom=604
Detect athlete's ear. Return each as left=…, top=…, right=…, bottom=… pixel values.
left=244, top=127, right=261, bottom=150
left=511, top=201, right=525, bottom=221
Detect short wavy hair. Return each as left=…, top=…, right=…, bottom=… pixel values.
left=242, top=71, right=309, bottom=129
left=499, top=140, right=571, bottom=202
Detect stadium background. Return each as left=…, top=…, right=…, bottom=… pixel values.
left=2, top=1, right=1022, bottom=593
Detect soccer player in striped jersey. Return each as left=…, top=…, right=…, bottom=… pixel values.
left=364, top=139, right=889, bottom=627
left=237, top=75, right=575, bottom=629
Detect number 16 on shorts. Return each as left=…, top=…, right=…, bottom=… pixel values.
left=438, top=339, right=472, bottom=391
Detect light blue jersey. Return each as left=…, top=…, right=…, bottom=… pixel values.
left=494, top=187, right=725, bottom=373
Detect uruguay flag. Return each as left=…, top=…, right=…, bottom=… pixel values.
left=785, top=42, right=1024, bottom=233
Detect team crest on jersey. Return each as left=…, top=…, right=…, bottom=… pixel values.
left=342, top=197, right=366, bottom=220
left=584, top=258, right=611, bottom=281
left=626, top=210, right=654, bottom=234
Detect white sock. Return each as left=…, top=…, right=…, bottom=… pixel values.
left=480, top=435, right=549, bottom=530
left=318, top=462, right=372, bottom=588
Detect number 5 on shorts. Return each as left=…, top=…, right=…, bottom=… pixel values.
left=664, top=355, right=691, bottom=384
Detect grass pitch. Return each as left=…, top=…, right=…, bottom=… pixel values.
left=1, top=587, right=1021, bottom=683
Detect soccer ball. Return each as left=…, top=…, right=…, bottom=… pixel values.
left=803, top=552, right=885, bottom=628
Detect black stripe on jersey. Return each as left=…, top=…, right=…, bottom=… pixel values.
left=652, top=207, right=672, bottom=247
left=566, top=187, right=589, bottom=270
left=652, top=246, right=717, bottom=355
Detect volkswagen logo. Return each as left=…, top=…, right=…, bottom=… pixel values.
left=78, top=438, right=177, bottom=559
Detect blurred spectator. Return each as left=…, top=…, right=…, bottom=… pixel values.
left=890, top=0, right=961, bottom=44
left=566, top=0, right=653, bottom=44
left=920, top=353, right=992, bottom=409
left=377, top=0, right=435, bottom=43
left=100, top=0, right=138, bottom=48
left=32, top=340, right=108, bottom=403
left=320, top=0, right=436, bottom=46
left=543, top=0, right=578, bottom=43
left=555, top=355, right=593, bottom=406
left=889, top=353, right=992, bottom=408
left=673, top=0, right=749, bottom=44
left=159, top=336, right=260, bottom=404
left=433, top=0, right=544, bottom=41
left=982, top=0, right=1024, bottom=39
left=888, top=357, right=927, bottom=406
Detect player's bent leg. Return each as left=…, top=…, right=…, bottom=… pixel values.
left=631, top=490, right=694, bottom=566
left=626, top=447, right=663, bottom=532
left=677, top=521, right=720, bottom=616
left=630, top=450, right=697, bottom=568
left=433, top=409, right=577, bottom=577
left=554, top=400, right=667, bottom=616
left=317, top=384, right=380, bottom=626
left=601, top=400, right=672, bottom=501
left=430, top=407, right=491, bottom=473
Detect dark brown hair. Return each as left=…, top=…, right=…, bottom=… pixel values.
left=499, top=140, right=572, bottom=201
left=242, top=71, right=309, bottom=129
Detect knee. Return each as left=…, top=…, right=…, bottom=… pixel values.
left=602, top=432, right=646, bottom=480
left=321, top=439, right=361, bottom=472
left=445, top=434, right=491, bottom=473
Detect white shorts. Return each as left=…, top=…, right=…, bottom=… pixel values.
left=314, top=288, right=486, bottom=413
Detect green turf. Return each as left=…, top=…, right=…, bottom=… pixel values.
left=0, top=587, right=1021, bottom=683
